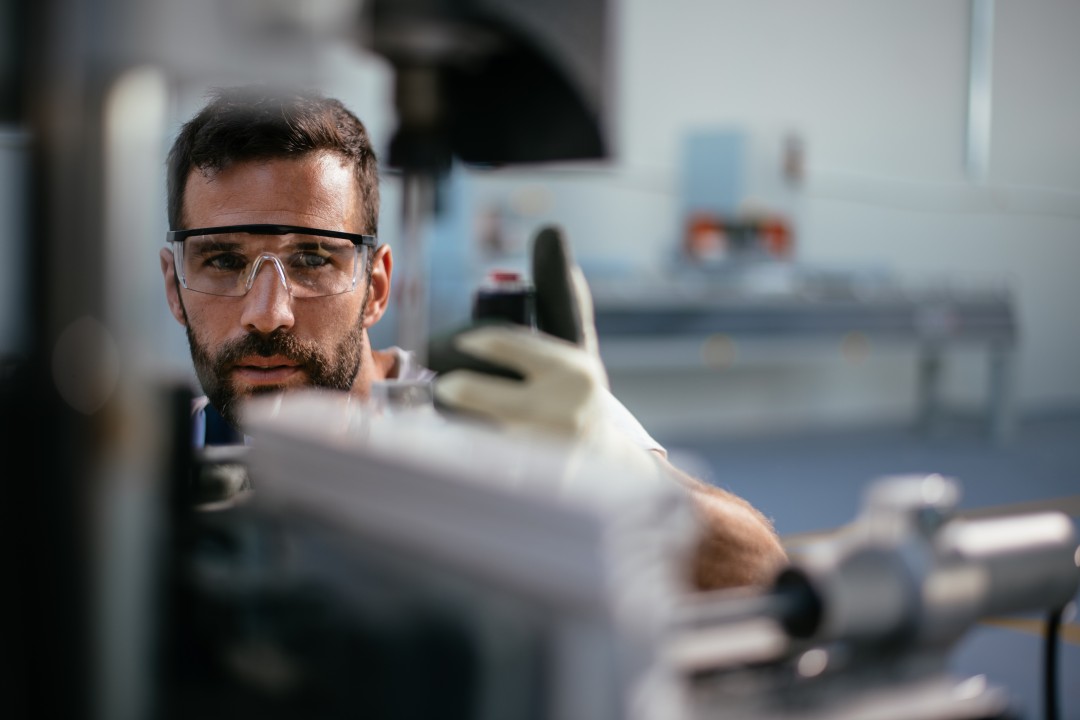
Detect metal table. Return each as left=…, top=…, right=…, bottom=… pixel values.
left=590, top=274, right=1018, bottom=442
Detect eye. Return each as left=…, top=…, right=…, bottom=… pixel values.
left=292, top=250, right=332, bottom=270
left=203, top=251, right=249, bottom=273
left=287, top=241, right=353, bottom=272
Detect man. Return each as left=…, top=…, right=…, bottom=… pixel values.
left=160, top=85, right=787, bottom=590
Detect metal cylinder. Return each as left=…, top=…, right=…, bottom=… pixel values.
left=778, top=475, right=1080, bottom=648
left=936, top=512, right=1080, bottom=617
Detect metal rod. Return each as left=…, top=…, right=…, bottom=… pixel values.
left=396, top=171, right=436, bottom=366
left=966, top=0, right=995, bottom=183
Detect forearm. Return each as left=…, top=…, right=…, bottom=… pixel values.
left=657, top=454, right=789, bottom=591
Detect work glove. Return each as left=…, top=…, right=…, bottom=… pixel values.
left=430, top=226, right=655, bottom=479
left=434, top=323, right=608, bottom=439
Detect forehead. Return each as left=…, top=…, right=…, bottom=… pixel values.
left=182, top=151, right=361, bottom=230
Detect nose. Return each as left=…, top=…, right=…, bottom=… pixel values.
left=240, top=255, right=295, bottom=335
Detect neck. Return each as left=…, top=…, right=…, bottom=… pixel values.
left=355, top=346, right=397, bottom=397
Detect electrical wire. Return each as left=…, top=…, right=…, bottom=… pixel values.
left=1044, top=606, right=1063, bottom=720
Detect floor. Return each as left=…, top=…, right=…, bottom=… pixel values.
left=658, top=408, right=1080, bottom=719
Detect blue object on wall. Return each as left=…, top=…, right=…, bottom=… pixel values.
left=680, top=128, right=746, bottom=218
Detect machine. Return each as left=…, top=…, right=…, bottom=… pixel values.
left=165, top=392, right=1080, bottom=720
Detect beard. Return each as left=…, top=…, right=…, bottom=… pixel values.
left=178, top=261, right=374, bottom=433
left=187, top=323, right=365, bottom=431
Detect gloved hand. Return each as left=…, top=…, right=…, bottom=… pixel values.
left=433, top=323, right=663, bottom=485
left=434, top=323, right=606, bottom=438
left=432, top=225, right=655, bottom=479
left=426, top=224, right=609, bottom=388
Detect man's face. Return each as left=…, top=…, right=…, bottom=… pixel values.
left=160, top=151, right=391, bottom=427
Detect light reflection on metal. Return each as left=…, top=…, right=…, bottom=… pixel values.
left=396, top=172, right=436, bottom=364
left=967, top=0, right=995, bottom=183
left=796, top=648, right=829, bottom=678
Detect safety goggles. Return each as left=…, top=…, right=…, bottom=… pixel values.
left=167, top=224, right=377, bottom=298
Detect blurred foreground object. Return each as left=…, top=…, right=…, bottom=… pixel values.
left=163, top=399, right=1079, bottom=719
left=161, top=389, right=697, bottom=720
left=668, top=474, right=1079, bottom=720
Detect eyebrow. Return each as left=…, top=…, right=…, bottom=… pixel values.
left=185, top=238, right=242, bottom=252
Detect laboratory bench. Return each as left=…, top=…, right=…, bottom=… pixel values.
left=588, top=264, right=1018, bottom=442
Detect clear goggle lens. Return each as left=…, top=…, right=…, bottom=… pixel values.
left=173, top=233, right=368, bottom=298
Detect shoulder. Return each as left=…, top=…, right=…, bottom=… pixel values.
left=597, top=386, right=667, bottom=457
left=376, top=346, right=438, bottom=382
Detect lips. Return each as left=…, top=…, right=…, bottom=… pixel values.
left=231, top=356, right=304, bottom=385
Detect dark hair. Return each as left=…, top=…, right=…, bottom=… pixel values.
left=166, top=85, right=380, bottom=235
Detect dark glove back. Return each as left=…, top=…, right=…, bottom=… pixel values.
left=531, top=225, right=585, bottom=347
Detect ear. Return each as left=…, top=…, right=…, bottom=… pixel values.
left=362, top=243, right=393, bottom=328
left=160, top=247, right=188, bottom=327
